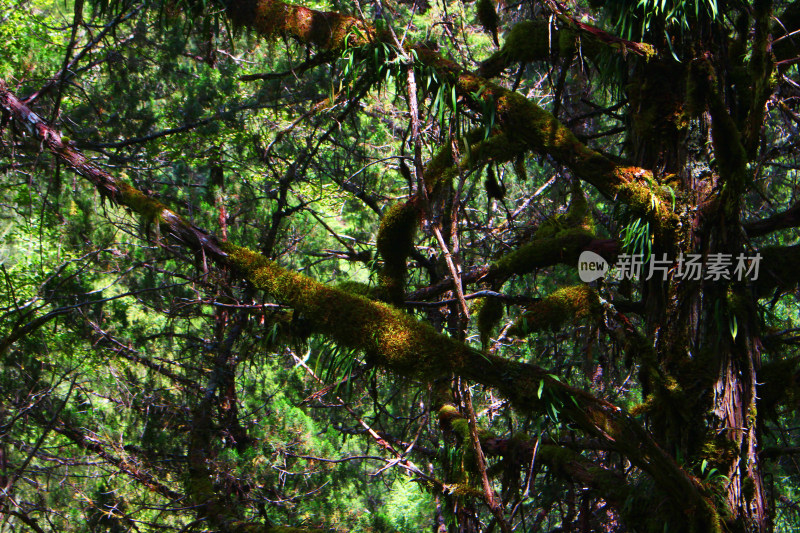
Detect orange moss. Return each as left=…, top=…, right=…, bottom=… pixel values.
left=231, top=0, right=373, bottom=50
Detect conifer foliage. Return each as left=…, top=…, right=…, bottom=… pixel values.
left=2, top=0, right=800, bottom=531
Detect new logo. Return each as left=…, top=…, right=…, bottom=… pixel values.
left=578, top=251, right=609, bottom=282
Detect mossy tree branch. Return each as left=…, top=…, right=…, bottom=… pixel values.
left=217, top=0, right=680, bottom=241
left=478, top=18, right=655, bottom=79
left=1, top=80, right=723, bottom=531
left=753, top=244, right=800, bottom=297
left=744, top=200, right=800, bottom=237
left=438, top=404, right=687, bottom=531
left=507, top=285, right=602, bottom=338
left=223, top=0, right=375, bottom=51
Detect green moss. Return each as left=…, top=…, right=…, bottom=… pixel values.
left=502, top=21, right=555, bottom=60
left=440, top=65, right=683, bottom=238
left=492, top=227, right=595, bottom=277
left=613, top=177, right=680, bottom=240
left=421, top=143, right=454, bottom=194
left=216, top=243, right=717, bottom=525
left=222, top=242, right=471, bottom=377
left=438, top=404, right=460, bottom=423
left=377, top=201, right=418, bottom=266
left=251, top=0, right=288, bottom=38
left=532, top=184, right=594, bottom=240
left=699, top=435, right=739, bottom=473
left=467, top=131, right=527, bottom=168
left=630, top=394, right=655, bottom=416
left=493, top=21, right=585, bottom=67
left=474, top=297, right=504, bottom=346
left=336, top=280, right=373, bottom=296
left=376, top=201, right=418, bottom=304
left=476, top=0, right=499, bottom=45
left=564, top=183, right=591, bottom=229
left=445, top=483, right=484, bottom=499
left=508, top=285, right=601, bottom=338
left=117, top=182, right=169, bottom=223
left=450, top=418, right=471, bottom=440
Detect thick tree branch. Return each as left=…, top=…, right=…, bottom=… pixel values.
left=478, top=17, right=654, bottom=79
left=0, top=80, right=722, bottom=531
left=754, top=244, right=800, bottom=296
left=219, top=0, right=680, bottom=238
left=744, top=200, right=800, bottom=237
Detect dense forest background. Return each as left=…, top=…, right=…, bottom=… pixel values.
left=2, top=0, right=800, bottom=531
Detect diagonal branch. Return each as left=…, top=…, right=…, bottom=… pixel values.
left=0, top=79, right=720, bottom=531
left=220, top=0, right=679, bottom=236
left=744, top=199, right=800, bottom=237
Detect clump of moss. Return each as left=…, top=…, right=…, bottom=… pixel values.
left=629, top=394, right=655, bottom=417
left=236, top=0, right=374, bottom=51
left=532, top=183, right=593, bottom=240
left=336, top=280, right=374, bottom=297
left=467, top=131, right=528, bottom=170
left=473, top=297, right=504, bottom=347
left=117, top=182, right=169, bottom=223
left=251, top=0, right=288, bottom=38
left=445, top=483, right=484, bottom=499
left=563, top=183, right=592, bottom=230
left=376, top=201, right=418, bottom=304
left=476, top=0, right=499, bottom=46
left=507, top=285, right=601, bottom=338
left=499, top=20, right=569, bottom=64
left=421, top=143, right=455, bottom=194
left=221, top=242, right=472, bottom=378
left=492, top=227, right=595, bottom=277
left=438, top=404, right=461, bottom=426
left=699, top=435, right=739, bottom=474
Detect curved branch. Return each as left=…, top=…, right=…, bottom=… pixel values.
left=479, top=17, right=654, bottom=79
left=0, top=80, right=722, bottom=531
left=753, top=244, right=800, bottom=296
left=219, top=0, right=680, bottom=237
left=744, top=200, right=800, bottom=237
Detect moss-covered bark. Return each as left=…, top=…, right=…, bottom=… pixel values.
left=0, top=51, right=725, bottom=533
left=217, top=0, right=682, bottom=238
left=491, top=227, right=595, bottom=277
left=479, top=17, right=655, bottom=78
left=375, top=200, right=418, bottom=304
left=224, top=0, right=374, bottom=51
left=507, top=285, right=601, bottom=338
left=473, top=297, right=504, bottom=346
